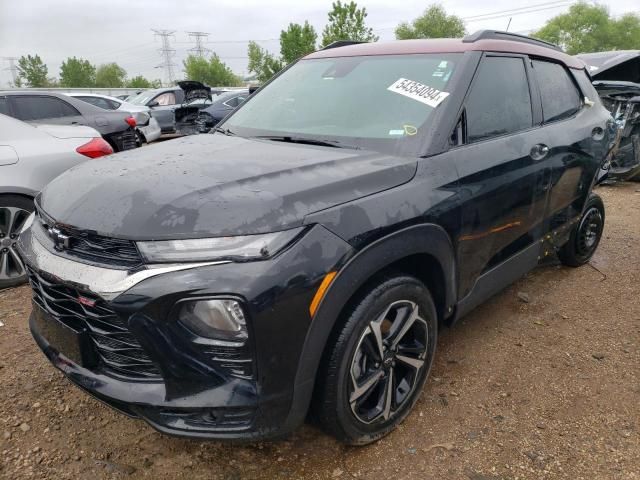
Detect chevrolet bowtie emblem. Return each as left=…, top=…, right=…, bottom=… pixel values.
left=48, top=227, right=71, bottom=251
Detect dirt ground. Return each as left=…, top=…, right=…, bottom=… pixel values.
left=0, top=183, right=638, bottom=480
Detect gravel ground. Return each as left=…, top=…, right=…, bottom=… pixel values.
left=0, top=183, right=638, bottom=480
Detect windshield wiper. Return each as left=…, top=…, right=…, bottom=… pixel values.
left=254, top=135, right=359, bottom=149
left=213, top=126, right=235, bottom=136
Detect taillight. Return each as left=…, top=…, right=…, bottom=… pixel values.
left=125, top=116, right=137, bottom=128
left=76, top=138, right=114, bottom=159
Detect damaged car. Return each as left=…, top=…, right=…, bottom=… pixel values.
left=126, top=81, right=213, bottom=136
left=578, top=51, right=640, bottom=181
left=18, top=31, right=612, bottom=445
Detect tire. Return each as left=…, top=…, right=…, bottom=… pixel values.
left=312, top=274, right=438, bottom=445
left=558, top=194, right=605, bottom=267
left=0, top=195, right=34, bottom=289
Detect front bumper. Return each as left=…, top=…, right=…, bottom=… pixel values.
left=19, top=223, right=353, bottom=439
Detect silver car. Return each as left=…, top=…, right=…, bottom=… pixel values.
left=66, top=93, right=162, bottom=144
left=0, top=113, right=113, bottom=288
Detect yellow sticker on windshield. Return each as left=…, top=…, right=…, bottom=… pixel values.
left=403, top=125, right=417, bottom=136
left=387, top=78, right=449, bottom=108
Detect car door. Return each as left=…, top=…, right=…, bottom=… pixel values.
left=452, top=54, right=551, bottom=300
left=8, top=95, right=85, bottom=126
left=149, top=91, right=178, bottom=132
left=529, top=59, right=609, bottom=234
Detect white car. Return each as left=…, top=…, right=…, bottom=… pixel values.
left=66, top=93, right=162, bottom=144
left=0, top=113, right=113, bottom=288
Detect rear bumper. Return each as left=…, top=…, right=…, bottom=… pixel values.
left=105, top=128, right=138, bottom=151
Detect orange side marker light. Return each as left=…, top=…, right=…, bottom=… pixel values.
left=309, top=271, right=337, bottom=317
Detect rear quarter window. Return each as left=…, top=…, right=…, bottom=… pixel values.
left=12, top=96, right=80, bottom=121
left=532, top=60, right=582, bottom=123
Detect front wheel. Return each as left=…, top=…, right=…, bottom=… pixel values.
left=313, top=275, right=437, bottom=445
left=558, top=194, right=605, bottom=267
left=0, top=195, right=34, bottom=289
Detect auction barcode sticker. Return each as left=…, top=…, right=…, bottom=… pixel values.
left=387, top=78, right=449, bottom=108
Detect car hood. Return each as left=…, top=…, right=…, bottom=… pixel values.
left=577, top=51, right=640, bottom=82
left=178, top=80, right=212, bottom=103
left=38, top=134, right=417, bottom=240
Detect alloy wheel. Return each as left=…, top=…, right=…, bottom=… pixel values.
left=349, top=300, right=429, bottom=424
left=0, top=206, right=30, bottom=284
left=576, top=206, right=603, bottom=258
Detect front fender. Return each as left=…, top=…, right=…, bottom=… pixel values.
left=283, top=223, right=457, bottom=431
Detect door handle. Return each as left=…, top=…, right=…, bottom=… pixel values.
left=530, top=144, right=549, bottom=161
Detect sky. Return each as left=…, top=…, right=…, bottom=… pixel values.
left=0, top=0, right=637, bottom=87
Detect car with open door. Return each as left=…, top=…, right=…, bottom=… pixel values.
left=17, top=31, right=611, bottom=444
left=126, top=81, right=213, bottom=135
left=0, top=113, right=112, bottom=289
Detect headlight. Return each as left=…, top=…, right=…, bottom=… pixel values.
left=178, top=299, right=247, bottom=343
left=137, top=227, right=304, bottom=263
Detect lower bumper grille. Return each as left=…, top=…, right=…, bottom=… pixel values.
left=109, top=129, right=138, bottom=151
left=26, top=267, right=161, bottom=379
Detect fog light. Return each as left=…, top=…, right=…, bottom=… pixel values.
left=178, top=299, right=247, bottom=343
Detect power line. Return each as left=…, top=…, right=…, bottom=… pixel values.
left=2, top=57, right=18, bottom=86
left=462, top=0, right=572, bottom=20
left=186, top=31, right=211, bottom=57
left=152, top=29, right=177, bottom=86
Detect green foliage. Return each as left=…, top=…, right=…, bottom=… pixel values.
left=280, top=21, right=318, bottom=64
left=183, top=54, right=240, bottom=86
left=59, top=57, right=95, bottom=87
left=16, top=54, right=49, bottom=87
left=533, top=2, right=640, bottom=54
left=126, top=75, right=153, bottom=88
left=321, top=1, right=379, bottom=47
left=247, top=41, right=285, bottom=83
left=95, top=63, right=127, bottom=88
left=395, top=4, right=465, bottom=40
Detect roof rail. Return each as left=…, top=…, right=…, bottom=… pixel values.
left=463, top=30, right=562, bottom=52
left=321, top=40, right=366, bottom=50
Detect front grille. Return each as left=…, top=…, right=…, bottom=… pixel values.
left=27, top=267, right=161, bottom=379
left=36, top=210, right=143, bottom=268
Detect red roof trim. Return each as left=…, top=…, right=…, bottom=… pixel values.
left=306, top=38, right=584, bottom=70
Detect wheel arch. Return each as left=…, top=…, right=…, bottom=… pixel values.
left=284, top=223, right=457, bottom=429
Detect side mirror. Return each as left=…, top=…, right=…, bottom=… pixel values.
left=148, top=100, right=159, bottom=108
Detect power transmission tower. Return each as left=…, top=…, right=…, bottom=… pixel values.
left=2, top=57, right=19, bottom=87
left=186, top=31, right=211, bottom=58
left=152, top=29, right=177, bottom=86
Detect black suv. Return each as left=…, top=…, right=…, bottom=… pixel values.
left=18, top=31, right=612, bottom=444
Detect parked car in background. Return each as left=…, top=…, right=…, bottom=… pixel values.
left=0, top=91, right=138, bottom=152
left=198, top=89, right=249, bottom=132
left=18, top=31, right=612, bottom=444
left=0, top=113, right=112, bottom=288
left=578, top=51, right=640, bottom=181
left=66, top=93, right=161, bottom=144
left=127, top=81, right=213, bottom=135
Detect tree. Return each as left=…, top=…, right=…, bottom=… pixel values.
left=16, top=54, right=48, bottom=87
left=127, top=75, right=154, bottom=88
left=247, top=41, right=284, bottom=83
left=395, top=5, right=465, bottom=40
left=321, top=1, right=379, bottom=47
left=280, top=21, right=318, bottom=64
left=59, top=57, right=95, bottom=87
left=533, top=2, right=640, bottom=54
left=95, top=63, right=126, bottom=88
left=183, top=54, right=240, bottom=86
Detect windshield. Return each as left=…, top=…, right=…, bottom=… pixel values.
left=223, top=54, right=460, bottom=155
left=128, top=90, right=162, bottom=106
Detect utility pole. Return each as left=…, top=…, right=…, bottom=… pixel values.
left=186, top=31, right=211, bottom=58
left=2, top=57, right=19, bottom=87
left=152, top=29, right=177, bottom=86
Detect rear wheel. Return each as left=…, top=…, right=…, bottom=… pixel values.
left=558, top=194, right=605, bottom=267
left=0, top=195, right=34, bottom=289
left=313, top=275, right=437, bottom=445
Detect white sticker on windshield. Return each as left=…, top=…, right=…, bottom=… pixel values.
left=387, top=78, right=449, bottom=108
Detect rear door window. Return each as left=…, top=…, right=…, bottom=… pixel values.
left=11, top=96, right=80, bottom=121
left=465, top=56, right=533, bottom=143
left=532, top=60, right=581, bottom=123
